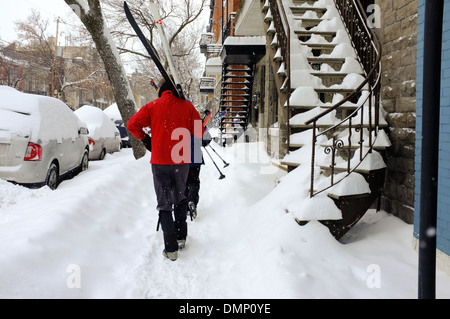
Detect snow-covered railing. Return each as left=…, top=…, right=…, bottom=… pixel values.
left=304, top=0, right=382, bottom=197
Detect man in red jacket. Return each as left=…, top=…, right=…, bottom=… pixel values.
left=127, top=79, right=203, bottom=261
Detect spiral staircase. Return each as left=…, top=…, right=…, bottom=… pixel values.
left=261, top=0, right=390, bottom=239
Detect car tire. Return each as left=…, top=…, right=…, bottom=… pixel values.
left=80, top=150, right=89, bottom=171
left=99, top=148, right=106, bottom=160
left=46, top=163, right=59, bottom=190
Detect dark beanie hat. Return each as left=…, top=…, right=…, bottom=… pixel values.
left=158, top=77, right=175, bottom=97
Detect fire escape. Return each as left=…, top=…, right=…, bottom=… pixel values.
left=217, top=13, right=266, bottom=145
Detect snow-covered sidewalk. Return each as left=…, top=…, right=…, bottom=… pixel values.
left=0, top=143, right=449, bottom=299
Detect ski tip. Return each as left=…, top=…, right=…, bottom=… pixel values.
left=124, top=1, right=130, bottom=13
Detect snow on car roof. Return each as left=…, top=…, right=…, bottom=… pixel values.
left=75, top=105, right=119, bottom=140
left=0, top=86, right=82, bottom=143
left=103, top=103, right=122, bottom=122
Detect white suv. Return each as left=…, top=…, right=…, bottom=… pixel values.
left=0, top=86, right=89, bottom=189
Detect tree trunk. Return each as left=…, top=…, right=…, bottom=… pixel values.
left=64, top=0, right=146, bottom=159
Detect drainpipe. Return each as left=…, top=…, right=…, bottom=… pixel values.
left=418, top=0, right=444, bottom=300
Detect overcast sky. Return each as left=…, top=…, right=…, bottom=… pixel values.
left=0, top=0, right=78, bottom=44
left=0, top=0, right=208, bottom=73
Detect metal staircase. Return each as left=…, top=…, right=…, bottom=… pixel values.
left=218, top=38, right=265, bottom=145
left=219, top=63, right=254, bottom=145
left=264, top=0, right=389, bottom=239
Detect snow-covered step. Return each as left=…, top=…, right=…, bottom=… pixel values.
left=280, top=158, right=303, bottom=168
left=221, top=94, right=250, bottom=98
left=290, top=103, right=360, bottom=112
left=220, top=99, right=249, bottom=104
left=289, top=142, right=390, bottom=151
left=293, top=17, right=322, bottom=29
left=290, top=121, right=388, bottom=130
left=221, top=129, right=244, bottom=134
left=307, top=57, right=346, bottom=71
left=304, top=43, right=336, bottom=56
left=295, top=30, right=337, bottom=43
left=290, top=6, right=327, bottom=18
left=314, top=88, right=359, bottom=103
left=223, top=74, right=253, bottom=80
left=223, top=115, right=245, bottom=122
left=222, top=80, right=251, bottom=85
left=310, top=72, right=359, bottom=87
left=288, top=128, right=391, bottom=150
left=221, top=87, right=250, bottom=92
left=319, top=164, right=379, bottom=176
left=223, top=110, right=248, bottom=113
left=319, top=150, right=387, bottom=175
left=223, top=122, right=246, bottom=127
left=225, top=66, right=251, bottom=72
left=291, top=0, right=319, bottom=5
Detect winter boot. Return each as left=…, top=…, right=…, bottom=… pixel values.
left=177, top=239, right=186, bottom=249
left=188, top=201, right=197, bottom=219
left=163, top=250, right=178, bottom=261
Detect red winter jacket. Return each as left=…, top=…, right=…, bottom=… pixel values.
left=127, top=91, right=203, bottom=165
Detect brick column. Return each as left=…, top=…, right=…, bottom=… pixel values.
left=377, top=0, right=418, bottom=223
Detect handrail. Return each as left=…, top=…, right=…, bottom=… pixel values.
left=306, top=0, right=383, bottom=197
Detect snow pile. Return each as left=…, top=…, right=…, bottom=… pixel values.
left=287, top=86, right=320, bottom=106
left=1, top=143, right=449, bottom=299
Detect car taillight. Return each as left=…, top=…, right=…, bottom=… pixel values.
left=89, top=138, right=95, bottom=146
left=24, top=142, right=42, bottom=161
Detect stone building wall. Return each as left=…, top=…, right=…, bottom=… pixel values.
left=377, top=0, right=418, bottom=223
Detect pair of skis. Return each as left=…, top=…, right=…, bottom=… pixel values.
left=124, top=1, right=184, bottom=99
left=125, top=1, right=227, bottom=134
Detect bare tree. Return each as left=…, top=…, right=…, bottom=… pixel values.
left=12, top=10, right=57, bottom=94
left=103, top=0, right=207, bottom=100
left=64, top=0, right=146, bottom=159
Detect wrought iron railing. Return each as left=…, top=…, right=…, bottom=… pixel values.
left=304, top=0, right=382, bottom=197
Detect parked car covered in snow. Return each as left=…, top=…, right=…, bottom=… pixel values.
left=74, top=105, right=121, bottom=160
left=114, top=119, right=131, bottom=148
left=0, top=86, right=90, bottom=190
left=104, top=103, right=131, bottom=148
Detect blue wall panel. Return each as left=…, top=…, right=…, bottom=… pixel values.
left=415, top=0, right=450, bottom=256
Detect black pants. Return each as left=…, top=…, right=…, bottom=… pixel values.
left=152, top=164, right=189, bottom=252
left=185, top=165, right=201, bottom=206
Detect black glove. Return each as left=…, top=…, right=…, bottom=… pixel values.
left=141, top=135, right=152, bottom=151
left=202, top=131, right=212, bottom=147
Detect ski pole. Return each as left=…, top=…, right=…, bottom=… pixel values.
left=203, top=146, right=225, bottom=180
left=208, top=145, right=229, bottom=168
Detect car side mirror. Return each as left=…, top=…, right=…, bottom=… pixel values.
left=78, top=127, right=89, bottom=135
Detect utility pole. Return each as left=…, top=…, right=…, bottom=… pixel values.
left=51, top=17, right=60, bottom=97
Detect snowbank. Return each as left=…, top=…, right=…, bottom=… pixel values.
left=0, top=144, right=449, bottom=299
